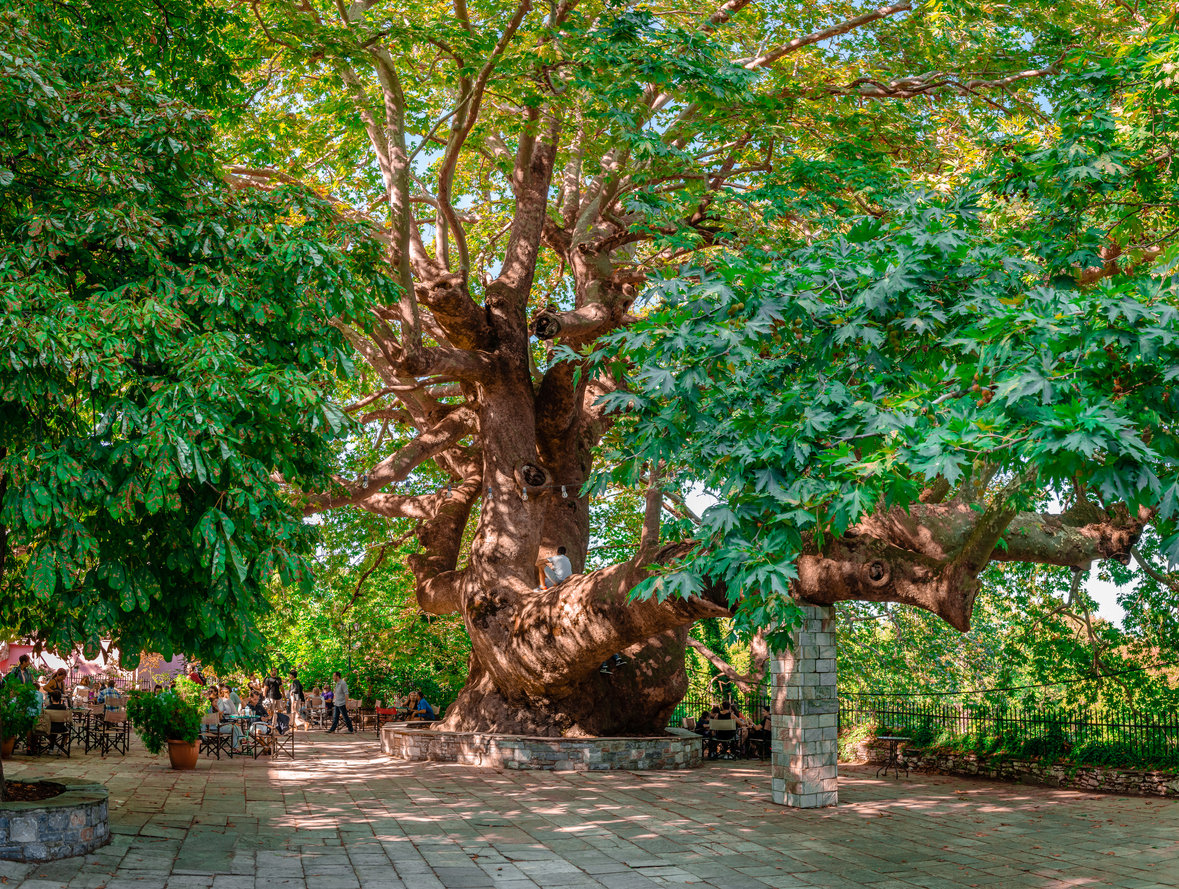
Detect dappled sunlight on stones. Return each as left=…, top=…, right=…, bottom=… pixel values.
left=0, top=735, right=1174, bottom=887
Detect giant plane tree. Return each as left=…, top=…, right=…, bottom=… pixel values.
left=219, top=0, right=1179, bottom=735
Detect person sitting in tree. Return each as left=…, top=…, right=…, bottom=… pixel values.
left=535, top=546, right=572, bottom=590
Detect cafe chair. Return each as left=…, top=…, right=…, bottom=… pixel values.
left=31, top=707, right=72, bottom=757
left=269, top=702, right=296, bottom=760
left=84, top=703, right=105, bottom=752
left=198, top=713, right=232, bottom=759
left=98, top=710, right=130, bottom=756
left=709, top=718, right=740, bottom=760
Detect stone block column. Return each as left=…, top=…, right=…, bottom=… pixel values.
left=770, top=604, right=838, bottom=808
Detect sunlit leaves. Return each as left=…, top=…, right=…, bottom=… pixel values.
left=0, top=3, right=392, bottom=668
left=588, top=25, right=1179, bottom=641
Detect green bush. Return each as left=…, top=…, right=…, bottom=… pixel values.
left=0, top=683, right=40, bottom=739
left=126, top=689, right=203, bottom=754
left=1020, top=721, right=1068, bottom=761
left=909, top=715, right=936, bottom=748
left=837, top=719, right=876, bottom=762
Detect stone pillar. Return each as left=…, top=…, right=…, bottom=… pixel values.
left=770, top=604, right=838, bottom=808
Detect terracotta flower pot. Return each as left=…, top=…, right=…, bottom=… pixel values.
left=166, top=739, right=198, bottom=770
left=1, top=736, right=15, bottom=760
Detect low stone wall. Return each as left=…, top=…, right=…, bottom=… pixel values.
left=0, top=778, right=110, bottom=861
left=381, top=723, right=703, bottom=771
left=855, top=740, right=1179, bottom=798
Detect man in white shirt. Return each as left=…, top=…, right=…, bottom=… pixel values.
left=326, top=671, right=354, bottom=733
left=536, top=546, right=573, bottom=589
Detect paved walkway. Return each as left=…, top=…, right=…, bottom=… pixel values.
left=2, top=734, right=1178, bottom=889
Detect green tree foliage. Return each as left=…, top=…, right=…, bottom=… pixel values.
left=261, top=505, right=471, bottom=710
left=592, top=17, right=1179, bottom=647
left=839, top=563, right=1179, bottom=713
left=0, top=2, right=393, bottom=667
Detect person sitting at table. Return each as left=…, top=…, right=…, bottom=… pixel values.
left=242, top=687, right=262, bottom=714
left=43, top=668, right=67, bottom=706
left=216, top=686, right=240, bottom=718
left=97, top=680, right=123, bottom=711
left=307, top=686, right=324, bottom=714
left=694, top=708, right=712, bottom=735
left=731, top=703, right=753, bottom=754
left=207, top=689, right=244, bottom=751
left=747, top=705, right=771, bottom=753
left=407, top=691, right=435, bottom=721
left=71, top=676, right=93, bottom=707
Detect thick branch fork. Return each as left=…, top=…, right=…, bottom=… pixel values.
left=796, top=502, right=1151, bottom=630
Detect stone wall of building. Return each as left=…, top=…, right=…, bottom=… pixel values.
left=855, top=740, right=1179, bottom=798
left=0, top=778, right=110, bottom=861
left=771, top=605, right=838, bottom=808
left=381, top=724, right=703, bottom=771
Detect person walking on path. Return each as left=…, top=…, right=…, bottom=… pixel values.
left=325, top=671, right=354, bottom=734
left=288, top=669, right=305, bottom=715
left=263, top=669, right=283, bottom=702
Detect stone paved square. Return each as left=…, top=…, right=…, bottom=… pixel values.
left=2, top=734, right=1178, bottom=888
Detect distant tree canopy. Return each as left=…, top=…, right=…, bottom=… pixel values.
left=0, top=2, right=392, bottom=666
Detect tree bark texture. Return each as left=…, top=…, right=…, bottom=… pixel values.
left=280, top=1, right=1154, bottom=737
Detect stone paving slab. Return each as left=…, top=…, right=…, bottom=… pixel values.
left=1, top=734, right=1179, bottom=887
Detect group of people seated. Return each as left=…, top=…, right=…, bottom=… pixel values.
left=7, top=663, right=127, bottom=716
left=192, top=666, right=439, bottom=751
left=7, top=654, right=441, bottom=754
left=692, top=701, right=771, bottom=759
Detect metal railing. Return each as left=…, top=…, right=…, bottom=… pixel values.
left=840, top=694, right=1179, bottom=768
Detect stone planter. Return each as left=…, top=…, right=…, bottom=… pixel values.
left=381, top=724, right=703, bottom=771
left=167, top=739, right=198, bottom=770
left=0, top=778, right=109, bottom=861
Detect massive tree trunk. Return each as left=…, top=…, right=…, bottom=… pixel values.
left=270, top=0, right=1154, bottom=738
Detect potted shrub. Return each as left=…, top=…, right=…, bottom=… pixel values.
left=0, top=683, right=40, bottom=760
left=126, top=689, right=202, bottom=769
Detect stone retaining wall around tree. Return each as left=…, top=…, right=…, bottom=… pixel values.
left=0, top=778, right=110, bottom=861
left=381, top=724, right=703, bottom=770
left=855, top=740, right=1179, bottom=798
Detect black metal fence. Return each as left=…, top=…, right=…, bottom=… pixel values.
left=840, top=694, right=1179, bottom=768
